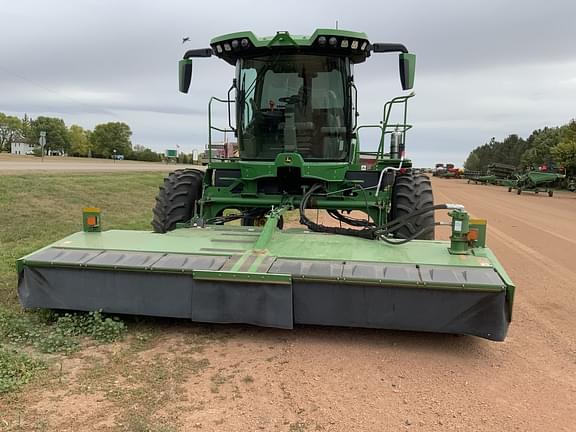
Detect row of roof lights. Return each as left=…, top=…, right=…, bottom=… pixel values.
left=317, top=36, right=368, bottom=50
left=215, top=38, right=251, bottom=54
left=214, top=36, right=368, bottom=54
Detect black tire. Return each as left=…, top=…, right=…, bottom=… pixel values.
left=152, top=169, right=204, bottom=233
left=389, top=174, right=435, bottom=240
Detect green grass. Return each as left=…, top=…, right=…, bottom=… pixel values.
left=0, top=172, right=164, bottom=309
left=0, top=172, right=166, bottom=392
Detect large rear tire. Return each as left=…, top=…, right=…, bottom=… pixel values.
left=389, top=174, right=435, bottom=240
left=152, top=169, right=204, bottom=233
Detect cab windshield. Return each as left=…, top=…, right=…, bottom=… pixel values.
left=238, top=54, right=349, bottom=160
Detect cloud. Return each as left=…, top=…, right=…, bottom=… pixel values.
left=1, top=0, right=575, bottom=166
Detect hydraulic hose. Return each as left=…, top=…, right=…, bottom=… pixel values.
left=299, top=184, right=377, bottom=239
left=326, top=209, right=376, bottom=228
left=375, top=203, right=460, bottom=235
left=298, top=183, right=464, bottom=244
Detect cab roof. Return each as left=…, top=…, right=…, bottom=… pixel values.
left=209, top=29, right=372, bottom=65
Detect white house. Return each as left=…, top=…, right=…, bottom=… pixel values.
left=11, top=142, right=35, bottom=155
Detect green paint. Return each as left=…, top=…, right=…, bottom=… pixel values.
left=399, top=53, right=416, bottom=90
left=210, top=29, right=369, bottom=50
left=82, top=208, right=102, bottom=233
left=178, top=59, right=192, bottom=93
left=253, top=207, right=288, bottom=251
left=18, top=226, right=514, bottom=310
left=448, top=209, right=471, bottom=255
left=20, top=227, right=502, bottom=273
left=179, top=29, right=419, bottom=224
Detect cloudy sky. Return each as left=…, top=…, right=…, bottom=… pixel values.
left=1, top=0, right=575, bottom=166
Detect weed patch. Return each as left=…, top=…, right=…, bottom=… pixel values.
left=0, top=348, right=46, bottom=393
left=0, top=309, right=126, bottom=355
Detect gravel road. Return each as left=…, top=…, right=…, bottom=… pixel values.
left=0, top=155, right=199, bottom=174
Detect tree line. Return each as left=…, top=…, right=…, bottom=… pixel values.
left=464, top=120, right=576, bottom=175
left=0, top=112, right=164, bottom=162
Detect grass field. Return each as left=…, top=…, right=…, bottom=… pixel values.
left=0, top=174, right=164, bottom=398
left=0, top=173, right=165, bottom=309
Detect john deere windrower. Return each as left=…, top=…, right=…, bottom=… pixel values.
left=17, top=30, right=515, bottom=340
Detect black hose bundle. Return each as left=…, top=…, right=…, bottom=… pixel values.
left=299, top=183, right=450, bottom=245
left=326, top=209, right=376, bottom=228
left=299, top=184, right=377, bottom=239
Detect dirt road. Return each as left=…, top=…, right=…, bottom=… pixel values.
left=2, top=179, right=576, bottom=431
left=0, top=154, right=199, bottom=174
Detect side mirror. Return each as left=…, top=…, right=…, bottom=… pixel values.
left=179, top=59, right=193, bottom=93
left=399, top=53, right=416, bottom=90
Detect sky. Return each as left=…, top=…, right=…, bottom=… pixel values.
left=1, top=0, right=575, bottom=167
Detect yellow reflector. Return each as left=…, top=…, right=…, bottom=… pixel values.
left=83, top=207, right=101, bottom=213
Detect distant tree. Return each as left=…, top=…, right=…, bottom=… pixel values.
left=20, top=114, right=35, bottom=144
left=31, top=116, right=71, bottom=154
left=69, top=125, right=91, bottom=157
left=500, top=134, right=529, bottom=166
left=90, top=122, right=132, bottom=158
left=520, top=127, right=561, bottom=169
left=463, top=152, right=481, bottom=171
left=464, top=126, right=567, bottom=173
left=552, top=121, right=576, bottom=173
left=551, top=141, right=576, bottom=172
left=559, top=119, right=576, bottom=144
left=0, top=113, right=23, bottom=152
left=130, top=144, right=162, bottom=162
left=463, top=136, right=529, bottom=171
left=180, top=153, right=193, bottom=164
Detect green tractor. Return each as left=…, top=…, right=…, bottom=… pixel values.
left=17, top=30, right=515, bottom=340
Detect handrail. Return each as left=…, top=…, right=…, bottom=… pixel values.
left=208, top=96, right=235, bottom=163
left=354, top=92, right=415, bottom=162
left=377, top=92, right=415, bottom=159
left=355, top=124, right=382, bottom=162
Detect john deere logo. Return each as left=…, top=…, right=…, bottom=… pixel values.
left=284, top=156, right=293, bottom=164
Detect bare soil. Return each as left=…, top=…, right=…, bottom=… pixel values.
left=2, top=178, right=576, bottom=431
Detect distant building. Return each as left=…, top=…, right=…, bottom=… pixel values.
left=10, top=142, right=35, bottom=155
